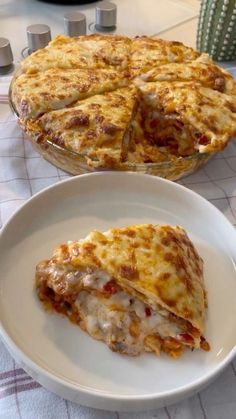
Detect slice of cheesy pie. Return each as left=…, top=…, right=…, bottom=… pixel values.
left=130, top=37, right=200, bottom=77
left=134, top=79, right=236, bottom=155
left=22, top=87, right=137, bottom=168
left=139, top=55, right=236, bottom=95
left=21, top=34, right=131, bottom=74
left=11, top=68, right=129, bottom=120
left=36, top=224, right=210, bottom=358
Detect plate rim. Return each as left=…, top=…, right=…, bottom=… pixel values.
left=0, top=172, right=236, bottom=408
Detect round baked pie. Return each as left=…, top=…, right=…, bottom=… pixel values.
left=10, top=34, right=236, bottom=179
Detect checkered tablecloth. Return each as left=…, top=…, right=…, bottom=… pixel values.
left=0, top=71, right=236, bottom=419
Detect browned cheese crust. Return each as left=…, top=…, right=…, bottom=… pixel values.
left=35, top=224, right=210, bottom=358
left=11, top=34, right=236, bottom=168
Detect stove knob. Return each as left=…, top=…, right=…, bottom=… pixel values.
left=95, top=1, right=117, bottom=29
left=0, top=38, right=13, bottom=67
left=27, top=24, right=51, bottom=52
left=64, top=11, right=86, bottom=36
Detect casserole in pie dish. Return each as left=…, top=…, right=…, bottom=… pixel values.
left=10, top=34, right=236, bottom=179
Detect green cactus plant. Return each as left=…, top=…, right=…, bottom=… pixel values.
left=197, top=0, right=236, bottom=61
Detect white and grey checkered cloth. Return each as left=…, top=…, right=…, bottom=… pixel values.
left=0, top=71, right=236, bottom=419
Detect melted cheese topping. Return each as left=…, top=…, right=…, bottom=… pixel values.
left=135, top=80, right=236, bottom=153
left=12, top=68, right=129, bottom=119
left=139, top=56, right=236, bottom=95
left=35, top=224, right=209, bottom=357
left=130, top=37, right=200, bottom=76
left=21, top=34, right=131, bottom=73
left=43, top=224, right=206, bottom=332
left=12, top=34, right=236, bottom=167
left=37, top=87, right=137, bottom=166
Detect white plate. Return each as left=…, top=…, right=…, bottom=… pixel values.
left=0, top=172, right=236, bottom=411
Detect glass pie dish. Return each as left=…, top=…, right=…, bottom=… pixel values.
left=8, top=70, right=214, bottom=181
left=19, top=136, right=214, bottom=180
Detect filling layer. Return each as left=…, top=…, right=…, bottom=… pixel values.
left=36, top=264, right=209, bottom=357
left=138, top=109, right=209, bottom=158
